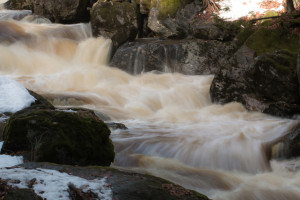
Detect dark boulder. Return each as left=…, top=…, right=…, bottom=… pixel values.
left=90, top=0, right=138, bottom=53
left=210, top=25, right=300, bottom=118
left=1, top=108, right=114, bottom=166
left=111, top=38, right=235, bottom=75
left=5, top=0, right=90, bottom=23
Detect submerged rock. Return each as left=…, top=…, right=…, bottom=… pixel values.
left=1, top=108, right=115, bottom=166
left=111, top=38, right=235, bottom=75
left=90, top=0, right=138, bottom=53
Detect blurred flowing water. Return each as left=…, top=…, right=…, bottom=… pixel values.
left=0, top=4, right=300, bottom=200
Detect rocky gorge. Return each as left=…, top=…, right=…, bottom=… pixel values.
left=0, top=0, right=300, bottom=199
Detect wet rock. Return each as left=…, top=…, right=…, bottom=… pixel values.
left=1, top=108, right=115, bottom=166
left=106, top=122, right=128, bottom=130
left=90, top=1, right=138, bottom=53
left=111, top=38, right=235, bottom=75
left=22, top=162, right=210, bottom=200
left=27, top=90, right=55, bottom=110
left=6, top=0, right=90, bottom=23
left=272, top=123, right=300, bottom=159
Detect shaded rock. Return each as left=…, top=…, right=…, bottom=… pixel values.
left=210, top=48, right=300, bottom=118
left=210, top=24, right=300, bottom=118
left=147, top=0, right=203, bottom=38
left=111, top=38, right=235, bottom=75
left=297, top=38, right=300, bottom=95
left=22, top=162, right=210, bottom=200
left=190, top=20, right=235, bottom=41
left=4, top=189, right=43, bottom=200
left=90, top=1, right=138, bottom=53
left=1, top=108, right=114, bottom=166
left=5, top=0, right=90, bottom=23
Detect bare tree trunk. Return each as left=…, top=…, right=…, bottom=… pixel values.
left=286, top=0, right=295, bottom=13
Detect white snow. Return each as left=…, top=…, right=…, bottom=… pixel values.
left=218, top=0, right=284, bottom=21
left=0, top=141, right=24, bottom=168
left=0, top=75, right=36, bottom=113
left=0, top=167, right=112, bottom=200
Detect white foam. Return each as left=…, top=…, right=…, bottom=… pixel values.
left=0, top=75, right=36, bottom=113
left=0, top=167, right=112, bottom=200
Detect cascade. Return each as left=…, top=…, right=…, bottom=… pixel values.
left=0, top=4, right=299, bottom=200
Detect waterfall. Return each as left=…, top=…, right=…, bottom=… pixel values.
left=0, top=7, right=300, bottom=200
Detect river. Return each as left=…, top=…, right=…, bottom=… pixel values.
left=0, top=2, right=300, bottom=200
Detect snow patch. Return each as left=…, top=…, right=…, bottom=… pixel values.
left=0, top=142, right=24, bottom=168
left=0, top=167, right=112, bottom=200
left=218, top=0, right=284, bottom=21
left=0, top=75, right=36, bottom=113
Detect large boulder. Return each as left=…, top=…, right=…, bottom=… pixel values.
left=90, top=0, right=138, bottom=53
left=5, top=0, right=90, bottom=23
left=1, top=108, right=115, bottom=166
left=210, top=25, right=300, bottom=118
left=111, top=38, right=235, bottom=75
left=147, top=0, right=203, bottom=38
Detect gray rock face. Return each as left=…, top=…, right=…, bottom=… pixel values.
left=5, top=0, right=90, bottom=23
left=90, top=1, right=138, bottom=52
left=190, top=20, right=235, bottom=41
left=110, top=38, right=236, bottom=75
left=147, top=0, right=203, bottom=38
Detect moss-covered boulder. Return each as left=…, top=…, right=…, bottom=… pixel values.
left=210, top=19, right=300, bottom=118
left=90, top=0, right=138, bottom=53
left=147, top=0, right=203, bottom=38
left=1, top=108, right=114, bottom=166
left=5, top=0, right=91, bottom=23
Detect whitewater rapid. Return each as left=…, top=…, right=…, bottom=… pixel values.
left=0, top=5, right=299, bottom=200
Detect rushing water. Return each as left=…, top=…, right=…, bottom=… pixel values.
left=0, top=4, right=300, bottom=200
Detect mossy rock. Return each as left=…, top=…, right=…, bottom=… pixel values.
left=246, top=27, right=299, bottom=56
left=157, top=0, right=182, bottom=20
left=1, top=109, right=114, bottom=166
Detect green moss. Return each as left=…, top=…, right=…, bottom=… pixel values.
left=246, top=28, right=299, bottom=56
left=157, top=0, right=182, bottom=19
left=2, top=109, right=115, bottom=166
